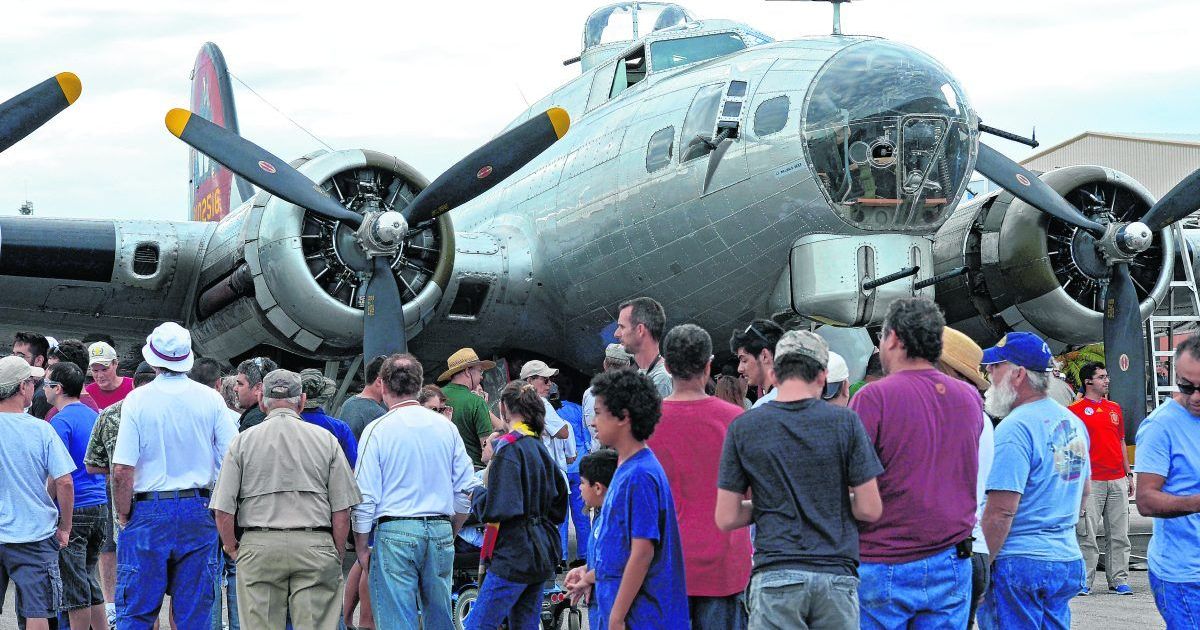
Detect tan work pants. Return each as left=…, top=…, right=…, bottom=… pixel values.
left=1076, top=477, right=1131, bottom=589
left=235, top=530, right=344, bottom=630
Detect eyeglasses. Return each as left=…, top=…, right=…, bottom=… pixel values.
left=43, top=380, right=61, bottom=389
left=743, top=323, right=771, bottom=348
left=435, top=405, right=454, bottom=415
left=1177, top=380, right=1200, bottom=396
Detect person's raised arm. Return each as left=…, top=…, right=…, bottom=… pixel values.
left=850, top=477, right=882, bottom=523
left=1137, top=473, right=1200, bottom=518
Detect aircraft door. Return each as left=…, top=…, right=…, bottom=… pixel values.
left=678, top=81, right=749, bottom=196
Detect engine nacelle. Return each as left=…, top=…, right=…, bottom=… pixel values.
left=932, top=165, right=1173, bottom=350
left=190, top=148, right=454, bottom=361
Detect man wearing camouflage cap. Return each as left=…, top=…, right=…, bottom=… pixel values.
left=581, top=343, right=633, bottom=450
left=211, top=369, right=361, bottom=630
left=297, top=368, right=358, bottom=468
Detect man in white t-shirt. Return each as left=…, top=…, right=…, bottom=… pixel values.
left=111, top=322, right=236, bottom=628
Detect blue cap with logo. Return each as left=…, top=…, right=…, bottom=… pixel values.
left=981, top=332, right=1053, bottom=372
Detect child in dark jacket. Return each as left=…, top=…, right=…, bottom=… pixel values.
left=467, top=381, right=568, bottom=630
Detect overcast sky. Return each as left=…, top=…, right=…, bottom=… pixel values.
left=0, top=0, right=1195, bottom=221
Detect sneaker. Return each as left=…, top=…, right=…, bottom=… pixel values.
left=1077, top=587, right=1090, bottom=597
left=1111, top=584, right=1133, bottom=595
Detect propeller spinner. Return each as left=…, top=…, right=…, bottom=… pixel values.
left=166, top=106, right=570, bottom=361
left=976, top=141, right=1200, bottom=431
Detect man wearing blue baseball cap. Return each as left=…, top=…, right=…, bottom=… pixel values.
left=976, top=331, right=1090, bottom=629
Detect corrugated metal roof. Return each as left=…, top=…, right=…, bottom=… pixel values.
left=1018, top=132, right=1200, bottom=198
left=1021, top=131, right=1200, bottom=164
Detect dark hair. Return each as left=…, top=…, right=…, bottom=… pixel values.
left=82, top=333, right=116, bottom=350
left=663, top=324, right=712, bottom=380
left=1178, top=336, right=1200, bottom=362
left=714, top=374, right=747, bottom=408
left=418, top=384, right=445, bottom=405
left=380, top=353, right=423, bottom=397
left=774, top=353, right=824, bottom=384
left=864, top=353, right=883, bottom=378
left=1079, top=361, right=1107, bottom=389
left=237, top=357, right=278, bottom=387
left=500, top=380, right=546, bottom=434
left=48, top=362, right=84, bottom=398
left=579, top=448, right=619, bottom=487
left=51, top=340, right=88, bottom=372
left=189, top=358, right=224, bottom=388
left=729, top=319, right=784, bottom=358
left=13, top=332, right=49, bottom=363
left=619, top=297, right=666, bottom=342
left=882, top=297, right=945, bottom=363
left=590, top=368, right=661, bottom=442
left=133, top=371, right=157, bottom=388
left=365, top=354, right=388, bottom=384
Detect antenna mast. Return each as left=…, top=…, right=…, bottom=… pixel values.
left=767, top=0, right=855, bottom=36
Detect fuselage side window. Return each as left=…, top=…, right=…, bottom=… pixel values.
left=650, top=33, right=747, bottom=72
left=610, top=46, right=647, bottom=99
left=753, top=95, right=789, bottom=137
left=646, top=126, right=675, bottom=172
left=680, top=84, right=725, bottom=163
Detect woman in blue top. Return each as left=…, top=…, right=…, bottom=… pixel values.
left=468, top=381, right=569, bottom=630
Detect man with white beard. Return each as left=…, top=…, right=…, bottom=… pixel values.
left=976, top=332, right=1090, bottom=629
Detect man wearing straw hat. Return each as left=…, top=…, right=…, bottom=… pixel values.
left=438, top=348, right=499, bottom=469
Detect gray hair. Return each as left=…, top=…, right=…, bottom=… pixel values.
left=1025, top=370, right=1050, bottom=394
left=265, top=395, right=303, bottom=409
left=0, top=381, right=21, bottom=401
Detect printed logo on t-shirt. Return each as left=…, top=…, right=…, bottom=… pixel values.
left=1050, top=418, right=1088, bottom=482
left=1084, top=407, right=1094, bottom=416
left=1110, top=413, right=1119, bottom=426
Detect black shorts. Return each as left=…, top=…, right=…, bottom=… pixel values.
left=59, top=504, right=109, bottom=610
left=0, top=536, right=62, bottom=619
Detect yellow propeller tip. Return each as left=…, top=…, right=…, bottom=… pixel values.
left=165, top=108, right=191, bottom=138
left=546, top=107, right=570, bottom=140
left=55, top=72, right=81, bottom=105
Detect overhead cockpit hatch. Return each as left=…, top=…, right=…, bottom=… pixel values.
left=580, top=2, right=694, bottom=72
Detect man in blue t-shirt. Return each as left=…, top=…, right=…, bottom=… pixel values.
left=299, top=369, right=358, bottom=467
left=0, top=355, right=77, bottom=629
left=552, top=383, right=592, bottom=566
left=47, top=362, right=110, bottom=630
left=589, top=368, right=689, bottom=629
left=977, top=332, right=1089, bottom=629
left=1136, top=337, right=1200, bottom=628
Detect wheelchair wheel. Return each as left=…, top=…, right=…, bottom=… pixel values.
left=453, top=586, right=479, bottom=630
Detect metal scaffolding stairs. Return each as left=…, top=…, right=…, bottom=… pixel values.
left=1147, top=221, right=1200, bottom=406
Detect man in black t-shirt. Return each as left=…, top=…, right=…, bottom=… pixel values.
left=716, top=330, right=884, bottom=629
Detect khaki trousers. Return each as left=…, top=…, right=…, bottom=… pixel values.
left=1075, top=477, right=1131, bottom=589
left=235, top=530, right=344, bottom=630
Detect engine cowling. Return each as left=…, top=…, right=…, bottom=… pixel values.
left=190, top=148, right=454, bottom=361
left=932, top=165, right=1173, bottom=350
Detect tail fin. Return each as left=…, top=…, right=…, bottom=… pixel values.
left=188, top=42, right=252, bottom=221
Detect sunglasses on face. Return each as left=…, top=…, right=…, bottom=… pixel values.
left=1177, top=380, right=1200, bottom=396
left=434, top=405, right=453, bottom=414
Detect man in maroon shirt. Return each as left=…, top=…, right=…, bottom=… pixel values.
left=649, top=324, right=752, bottom=630
left=849, top=296, right=983, bottom=629
left=1069, top=361, right=1132, bottom=595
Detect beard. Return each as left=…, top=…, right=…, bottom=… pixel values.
left=984, top=372, right=1018, bottom=418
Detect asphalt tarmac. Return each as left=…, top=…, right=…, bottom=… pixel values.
left=2, top=512, right=1167, bottom=629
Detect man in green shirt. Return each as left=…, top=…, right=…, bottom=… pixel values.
left=437, top=348, right=499, bottom=469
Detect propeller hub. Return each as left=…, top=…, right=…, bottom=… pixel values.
left=1118, top=221, right=1153, bottom=254
left=358, top=211, right=408, bottom=257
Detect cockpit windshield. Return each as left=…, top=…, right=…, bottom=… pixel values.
left=650, top=32, right=747, bottom=71
left=802, top=40, right=975, bottom=232
left=584, top=3, right=694, bottom=48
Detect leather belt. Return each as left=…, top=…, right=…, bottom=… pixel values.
left=134, top=489, right=211, bottom=501
left=248, top=527, right=332, bottom=534
left=378, top=515, right=450, bottom=524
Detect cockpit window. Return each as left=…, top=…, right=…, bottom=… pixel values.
left=610, top=47, right=647, bottom=98
left=650, top=33, right=747, bottom=72
left=584, top=3, right=693, bottom=49
left=802, top=40, right=974, bottom=232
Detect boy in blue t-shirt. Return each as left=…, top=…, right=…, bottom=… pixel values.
left=584, top=369, right=689, bottom=629
left=565, top=448, right=619, bottom=630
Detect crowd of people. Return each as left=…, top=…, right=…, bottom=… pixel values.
left=1, top=293, right=1198, bottom=630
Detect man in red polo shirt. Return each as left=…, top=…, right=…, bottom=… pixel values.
left=1069, top=361, right=1133, bottom=595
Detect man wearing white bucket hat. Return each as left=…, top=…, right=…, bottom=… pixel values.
left=111, top=322, right=237, bottom=628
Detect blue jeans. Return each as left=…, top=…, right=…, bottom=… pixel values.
left=690, top=593, right=747, bottom=630
left=1149, top=572, right=1200, bottom=629
left=977, top=556, right=1084, bottom=630
left=210, top=550, right=239, bottom=630
left=859, top=547, right=971, bottom=629
left=115, top=495, right=219, bottom=630
left=368, top=518, right=454, bottom=630
left=465, top=572, right=544, bottom=630
left=560, top=472, right=590, bottom=563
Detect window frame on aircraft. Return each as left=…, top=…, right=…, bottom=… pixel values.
left=610, top=45, right=648, bottom=99
left=753, top=95, right=790, bottom=137
left=648, top=31, right=748, bottom=73
left=645, top=126, right=676, bottom=173
left=680, top=83, right=726, bottom=164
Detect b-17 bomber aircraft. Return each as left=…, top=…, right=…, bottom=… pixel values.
left=1, top=2, right=1198, bottom=437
